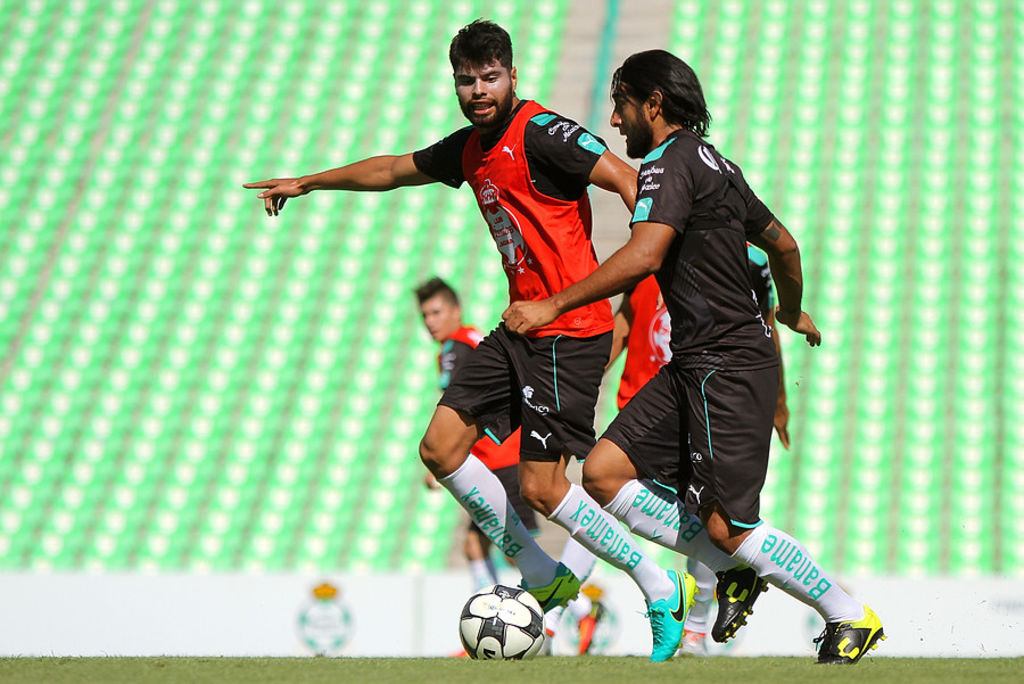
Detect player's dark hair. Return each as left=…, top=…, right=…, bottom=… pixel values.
left=611, top=50, right=711, bottom=138
left=449, top=19, right=513, bottom=71
left=414, top=277, right=460, bottom=306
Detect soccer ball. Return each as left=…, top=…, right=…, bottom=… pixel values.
left=458, top=584, right=545, bottom=660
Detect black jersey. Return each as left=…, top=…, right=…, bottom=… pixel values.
left=631, top=130, right=777, bottom=371
left=412, top=100, right=605, bottom=201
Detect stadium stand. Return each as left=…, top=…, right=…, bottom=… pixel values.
left=0, top=0, right=568, bottom=573
left=0, top=0, right=1019, bottom=577
left=669, top=0, right=1019, bottom=576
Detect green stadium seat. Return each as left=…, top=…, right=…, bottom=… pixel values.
left=0, top=0, right=1019, bottom=577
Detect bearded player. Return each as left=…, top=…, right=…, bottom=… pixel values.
left=608, top=248, right=789, bottom=654
left=503, top=49, right=885, bottom=664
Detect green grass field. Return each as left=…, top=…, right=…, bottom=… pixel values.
left=1, top=656, right=1021, bottom=684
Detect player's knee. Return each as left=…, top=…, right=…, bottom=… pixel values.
left=580, top=457, right=621, bottom=507
left=704, top=525, right=731, bottom=549
left=419, top=407, right=478, bottom=476
left=418, top=436, right=437, bottom=468
left=517, top=478, right=545, bottom=513
left=701, top=508, right=744, bottom=554
left=708, top=532, right=743, bottom=556
left=580, top=466, right=614, bottom=507
left=518, top=478, right=555, bottom=517
left=419, top=434, right=457, bottom=476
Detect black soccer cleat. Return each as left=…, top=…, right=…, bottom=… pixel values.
left=814, top=605, right=885, bottom=664
left=711, top=565, right=768, bottom=643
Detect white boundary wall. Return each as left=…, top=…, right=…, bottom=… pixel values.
left=1, top=570, right=1021, bottom=658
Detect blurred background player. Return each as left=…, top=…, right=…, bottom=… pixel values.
left=415, top=276, right=536, bottom=592
left=415, top=276, right=600, bottom=653
left=607, top=244, right=789, bottom=655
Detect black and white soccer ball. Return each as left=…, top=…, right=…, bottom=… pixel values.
left=458, top=584, right=545, bottom=660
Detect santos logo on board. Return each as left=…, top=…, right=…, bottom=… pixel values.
left=297, top=582, right=354, bottom=656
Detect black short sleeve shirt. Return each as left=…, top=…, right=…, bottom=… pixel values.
left=631, top=131, right=777, bottom=370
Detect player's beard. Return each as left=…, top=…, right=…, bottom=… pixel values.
left=624, top=121, right=654, bottom=159
left=461, top=93, right=514, bottom=132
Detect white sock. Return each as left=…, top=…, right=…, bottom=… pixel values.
left=604, top=479, right=736, bottom=573
left=543, top=604, right=565, bottom=635
left=469, top=558, right=496, bottom=590
left=684, top=556, right=716, bottom=633
left=549, top=484, right=674, bottom=603
left=732, top=524, right=863, bottom=623
left=558, top=536, right=598, bottom=583
left=567, top=593, right=593, bottom=621
left=545, top=592, right=594, bottom=635
left=439, top=455, right=558, bottom=587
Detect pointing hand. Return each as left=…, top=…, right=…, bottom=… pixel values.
left=243, top=177, right=306, bottom=216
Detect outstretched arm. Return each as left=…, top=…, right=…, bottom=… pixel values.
left=502, top=222, right=675, bottom=334
left=750, top=218, right=821, bottom=346
left=588, top=151, right=638, bottom=214
left=243, top=153, right=435, bottom=216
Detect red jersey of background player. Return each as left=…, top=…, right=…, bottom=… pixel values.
left=439, top=326, right=520, bottom=470
left=616, top=276, right=671, bottom=409
left=461, top=100, right=613, bottom=338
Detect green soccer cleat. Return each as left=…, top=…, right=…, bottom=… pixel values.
left=646, top=570, right=697, bottom=662
left=522, top=563, right=581, bottom=613
left=711, top=565, right=768, bottom=643
left=814, top=605, right=886, bottom=664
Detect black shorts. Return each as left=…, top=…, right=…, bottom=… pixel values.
left=602, top=363, right=778, bottom=527
left=465, top=464, right=538, bottom=533
left=439, top=324, right=612, bottom=462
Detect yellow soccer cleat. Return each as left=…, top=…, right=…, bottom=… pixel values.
left=814, top=605, right=886, bottom=664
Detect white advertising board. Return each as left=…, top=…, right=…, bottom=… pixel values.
left=0, top=570, right=1020, bottom=658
